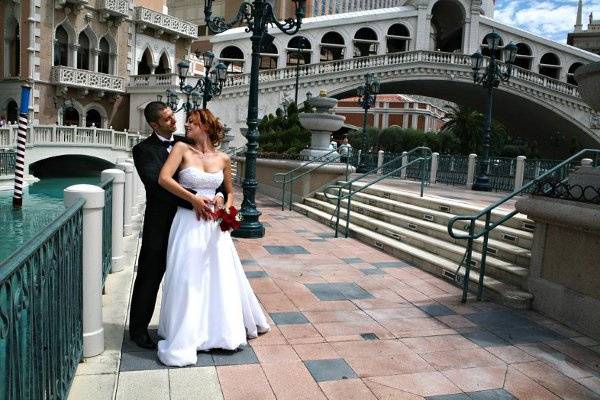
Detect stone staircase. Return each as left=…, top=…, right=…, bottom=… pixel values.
left=293, top=181, right=535, bottom=309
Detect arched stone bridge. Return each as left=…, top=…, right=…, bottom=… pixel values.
left=0, top=125, right=141, bottom=174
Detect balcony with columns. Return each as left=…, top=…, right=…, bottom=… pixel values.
left=133, top=7, right=198, bottom=40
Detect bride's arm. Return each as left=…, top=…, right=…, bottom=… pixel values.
left=159, top=143, right=212, bottom=215
left=222, top=153, right=235, bottom=210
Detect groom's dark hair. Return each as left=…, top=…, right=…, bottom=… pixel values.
left=144, top=101, right=168, bottom=125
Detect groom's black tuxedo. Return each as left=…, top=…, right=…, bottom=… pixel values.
left=129, top=133, right=225, bottom=337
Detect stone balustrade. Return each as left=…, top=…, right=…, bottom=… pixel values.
left=134, top=6, right=198, bottom=39
left=97, top=0, right=130, bottom=18
left=51, top=66, right=125, bottom=93
left=128, top=73, right=179, bottom=88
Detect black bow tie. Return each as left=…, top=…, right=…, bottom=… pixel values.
left=160, top=140, right=175, bottom=148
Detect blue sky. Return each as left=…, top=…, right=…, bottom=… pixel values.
left=494, top=0, right=600, bottom=43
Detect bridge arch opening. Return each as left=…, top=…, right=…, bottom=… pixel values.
left=6, top=100, right=18, bottom=124
left=321, top=31, right=345, bottom=62
left=513, top=43, right=533, bottom=70
left=259, top=43, right=278, bottom=70
left=63, top=107, right=80, bottom=126
left=54, top=25, right=70, bottom=67
left=137, top=48, right=153, bottom=75
left=539, top=52, right=561, bottom=80
left=219, top=46, right=244, bottom=74
left=481, top=36, right=504, bottom=60
left=287, top=36, right=311, bottom=67
left=30, top=155, right=114, bottom=178
left=353, top=27, right=378, bottom=58
left=155, top=52, right=171, bottom=74
left=567, top=62, right=583, bottom=85
left=387, top=24, right=410, bottom=53
left=431, top=0, right=465, bottom=52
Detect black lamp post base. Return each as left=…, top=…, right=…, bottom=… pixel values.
left=472, top=175, right=493, bottom=192
left=231, top=217, right=265, bottom=238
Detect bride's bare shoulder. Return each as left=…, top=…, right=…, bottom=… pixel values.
left=216, top=150, right=231, bottom=163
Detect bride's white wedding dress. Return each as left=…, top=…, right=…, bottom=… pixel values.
left=157, top=167, right=270, bottom=367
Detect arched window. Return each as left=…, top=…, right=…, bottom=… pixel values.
left=137, top=48, right=153, bottom=75
left=7, top=100, right=18, bottom=124
left=481, top=37, right=504, bottom=60
left=77, top=32, right=91, bottom=70
left=387, top=24, right=410, bottom=53
left=63, top=107, right=80, bottom=126
left=431, top=0, right=464, bottom=52
left=259, top=43, right=278, bottom=70
left=354, top=27, right=378, bottom=58
left=320, top=32, right=345, bottom=62
left=155, top=52, right=170, bottom=74
left=567, top=62, right=583, bottom=85
left=539, top=53, right=561, bottom=80
left=219, top=46, right=244, bottom=74
left=86, top=109, right=102, bottom=127
left=513, top=43, right=533, bottom=70
left=286, top=36, right=311, bottom=67
left=5, top=18, right=20, bottom=76
left=98, top=37, right=110, bottom=74
left=54, top=25, right=69, bottom=67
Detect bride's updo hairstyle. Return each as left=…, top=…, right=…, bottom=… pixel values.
left=188, top=109, right=224, bottom=147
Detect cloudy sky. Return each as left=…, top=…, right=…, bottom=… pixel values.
left=494, top=0, right=600, bottom=43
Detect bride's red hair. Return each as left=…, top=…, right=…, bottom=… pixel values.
left=187, top=109, right=224, bottom=147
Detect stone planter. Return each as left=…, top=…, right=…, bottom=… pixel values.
left=574, top=61, right=600, bottom=111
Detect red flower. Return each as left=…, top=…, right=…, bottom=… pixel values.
left=212, top=206, right=242, bottom=232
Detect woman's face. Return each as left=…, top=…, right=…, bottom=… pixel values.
left=184, top=117, right=207, bottom=141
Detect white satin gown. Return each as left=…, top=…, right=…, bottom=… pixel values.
left=157, top=167, right=270, bottom=367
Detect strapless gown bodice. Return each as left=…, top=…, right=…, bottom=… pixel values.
left=178, top=167, right=223, bottom=198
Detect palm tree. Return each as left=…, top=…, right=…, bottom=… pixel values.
left=441, top=105, right=483, bottom=154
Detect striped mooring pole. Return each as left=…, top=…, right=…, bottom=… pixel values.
left=12, top=85, right=31, bottom=207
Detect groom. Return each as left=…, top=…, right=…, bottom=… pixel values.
left=129, top=102, right=225, bottom=349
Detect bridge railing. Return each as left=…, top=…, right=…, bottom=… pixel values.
left=0, top=125, right=145, bottom=151
left=222, top=50, right=582, bottom=101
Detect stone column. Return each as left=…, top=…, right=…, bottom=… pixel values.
left=117, top=162, right=133, bottom=236
left=430, top=152, right=439, bottom=183
left=401, top=151, right=408, bottom=179
left=101, top=169, right=125, bottom=273
left=466, top=153, right=477, bottom=189
left=377, top=150, right=385, bottom=175
left=64, top=184, right=105, bottom=357
left=414, top=4, right=431, bottom=51
left=514, top=156, right=526, bottom=190
left=126, top=158, right=141, bottom=221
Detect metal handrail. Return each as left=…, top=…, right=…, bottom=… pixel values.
left=273, top=149, right=353, bottom=211
left=323, top=146, right=432, bottom=238
left=447, top=148, right=600, bottom=303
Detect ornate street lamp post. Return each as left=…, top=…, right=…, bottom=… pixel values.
left=164, top=53, right=228, bottom=115
left=204, top=0, right=305, bottom=238
left=293, top=40, right=306, bottom=105
left=470, top=32, right=517, bottom=191
left=356, top=72, right=380, bottom=173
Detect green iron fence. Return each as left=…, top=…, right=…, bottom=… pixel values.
left=436, top=155, right=469, bottom=186
left=485, top=157, right=516, bottom=192
left=523, top=159, right=561, bottom=185
left=0, top=199, right=85, bottom=400
left=0, top=150, right=16, bottom=175
left=100, top=178, right=113, bottom=287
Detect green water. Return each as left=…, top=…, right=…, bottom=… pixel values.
left=0, top=176, right=100, bottom=263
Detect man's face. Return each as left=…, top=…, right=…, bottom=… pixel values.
left=150, top=107, right=177, bottom=137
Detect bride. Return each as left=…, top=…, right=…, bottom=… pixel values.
left=156, top=109, right=269, bottom=367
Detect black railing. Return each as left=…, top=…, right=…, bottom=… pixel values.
left=0, top=150, right=16, bottom=175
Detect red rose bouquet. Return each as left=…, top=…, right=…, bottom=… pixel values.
left=212, top=206, right=242, bottom=232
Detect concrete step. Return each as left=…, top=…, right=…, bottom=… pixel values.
left=312, top=192, right=531, bottom=268
left=328, top=188, right=533, bottom=250
left=303, top=197, right=529, bottom=289
left=344, top=181, right=536, bottom=234
left=293, top=203, right=533, bottom=310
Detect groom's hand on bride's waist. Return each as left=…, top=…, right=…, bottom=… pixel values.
left=191, top=195, right=214, bottom=221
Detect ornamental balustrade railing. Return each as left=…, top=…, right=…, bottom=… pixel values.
left=134, top=6, right=198, bottom=39
left=50, top=66, right=125, bottom=93
left=128, top=73, right=179, bottom=88
left=0, top=125, right=144, bottom=150
left=0, top=150, right=16, bottom=175
left=97, top=0, right=130, bottom=18
left=222, top=51, right=583, bottom=100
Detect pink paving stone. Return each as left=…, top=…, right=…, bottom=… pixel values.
left=517, top=342, right=597, bottom=379
left=345, top=352, right=433, bottom=378
left=389, top=287, right=431, bottom=302
left=278, top=324, right=324, bottom=342
left=363, top=380, right=426, bottom=400
left=364, top=307, right=429, bottom=320
left=313, top=321, right=392, bottom=338
left=319, top=379, right=378, bottom=400
left=503, top=367, right=561, bottom=400
left=434, top=315, right=477, bottom=329
left=292, top=342, right=340, bottom=360
left=325, top=334, right=373, bottom=342
left=486, top=346, right=537, bottom=364
left=331, top=339, right=414, bottom=359
left=261, top=361, right=328, bottom=400
left=369, top=289, right=414, bottom=303
left=249, top=326, right=288, bottom=346
left=252, top=344, right=301, bottom=364
left=365, top=371, right=462, bottom=397
left=256, top=293, right=297, bottom=312
left=420, top=348, right=506, bottom=371
left=401, top=335, right=479, bottom=354
left=544, top=340, right=600, bottom=372
left=303, top=310, right=374, bottom=323
left=352, top=298, right=411, bottom=310
left=579, top=376, right=600, bottom=395
left=441, top=365, right=507, bottom=392
left=380, top=317, right=452, bottom=337
left=249, top=278, right=283, bottom=294
left=571, top=336, right=599, bottom=347
left=512, top=361, right=600, bottom=400
left=217, top=364, right=276, bottom=400
left=293, top=298, right=359, bottom=312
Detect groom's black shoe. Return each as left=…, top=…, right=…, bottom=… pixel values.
left=131, top=331, right=157, bottom=350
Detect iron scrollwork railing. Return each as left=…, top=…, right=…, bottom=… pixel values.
left=448, top=149, right=600, bottom=303
left=436, top=155, right=469, bottom=186
left=100, top=178, right=114, bottom=287
left=531, top=179, right=600, bottom=205
left=0, top=199, right=85, bottom=400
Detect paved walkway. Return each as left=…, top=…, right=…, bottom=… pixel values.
left=70, top=193, right=600, bottom=400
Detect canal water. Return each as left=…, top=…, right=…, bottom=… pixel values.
left=0, top=176, right=100, bottom=262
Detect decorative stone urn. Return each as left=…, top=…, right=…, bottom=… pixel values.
left=575, top=62, right=600, bottom=111
left=299, top=94, right=345, bottom=160
left=220, top=125, right=234, bottom=151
